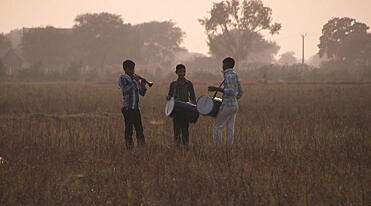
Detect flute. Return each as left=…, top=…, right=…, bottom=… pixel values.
left=135, top=74, right=153, bottom=87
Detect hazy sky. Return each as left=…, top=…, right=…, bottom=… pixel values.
left=1, top=0, right=370, bottom=60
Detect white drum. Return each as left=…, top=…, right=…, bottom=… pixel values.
left=165, top=97, right=175, bottom=117
left=165, top=97, right=199, bottom=123
left=196, top=96, right=222, bottom=117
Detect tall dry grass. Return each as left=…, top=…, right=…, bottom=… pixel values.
left=0, top=82, right=370, bottom=205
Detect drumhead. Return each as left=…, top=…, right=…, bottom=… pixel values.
left=196, top=96, right=214, bottom=115
left=165, top=97, right=175, bottom=116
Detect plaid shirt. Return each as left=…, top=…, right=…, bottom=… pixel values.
left=168, top=79, right=196, bottom=104
left=118, top=74, right=147, bottom=110
left=222, top=68, right=243, bottom=106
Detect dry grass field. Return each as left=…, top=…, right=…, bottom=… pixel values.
left=0, top=82, right=370, bottom=205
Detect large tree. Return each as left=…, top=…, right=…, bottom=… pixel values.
left=0, top=35, right=11, bottom=77
left=21, top=26, right=73, bottom=68
left=73, top=12, right=140, bottom=68
left=199, top=0, right=281, bottom=62
left=133, top=21, right=185, bottom=67
left=318, top=17, right=371, bottom=65
left=0, top=34, right=11, bottom=52
left=244, top=32, right=279, bottom=63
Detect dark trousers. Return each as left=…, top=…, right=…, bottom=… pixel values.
left=173, top=112, right=189, bottom=145
left=121, top=108, right=145, bottom=149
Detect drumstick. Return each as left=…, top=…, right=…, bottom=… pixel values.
left=212, top=80, right=225, bottom=99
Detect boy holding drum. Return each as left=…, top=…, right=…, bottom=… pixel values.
left=208, top=57, right=243, bottom=146
left=166, top=64, right=197, bottom=146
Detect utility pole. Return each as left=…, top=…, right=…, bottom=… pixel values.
left=301, top=34, right=306, bottom=64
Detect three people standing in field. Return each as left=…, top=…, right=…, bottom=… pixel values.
left=118, top=57, right=243, bottom=149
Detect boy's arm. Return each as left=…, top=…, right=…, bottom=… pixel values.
left=168, top=82, right=174, bottom=97
left=118, top=75, right=135, bottom=94
left=189, top=82, right=197, bottom=104
left=138, top=81, right=147, bottom=96
left=236, top=75, right=243, bottom=99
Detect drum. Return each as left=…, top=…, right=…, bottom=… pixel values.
left=165, top=97, right=199, bottom=123
left=196, top=96, right=222, bottom=117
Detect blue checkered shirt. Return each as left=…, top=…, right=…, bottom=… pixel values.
left=118, top=74, right=147, bottom=110
left=222, top=68, right=243, bottom=106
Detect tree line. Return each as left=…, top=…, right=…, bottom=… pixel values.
left=0, top=0, right=370, bottom=82
left=21, top=13, right=185, bottom=71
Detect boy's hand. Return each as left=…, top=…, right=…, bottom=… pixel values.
left=166, top=96, right=171, bottom=101
left=133, top=75, right=140, bottom=82
left=140, top=79, right=146, bottom=87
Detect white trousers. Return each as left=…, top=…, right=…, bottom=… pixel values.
left=213, top=104, right=238, bottom=145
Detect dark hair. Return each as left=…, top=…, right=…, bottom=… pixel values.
left=175, top=64, right=186, bottom=73
left=122, top=59, right=135, bottom=70
left=223, top=57, right=235, bottom=68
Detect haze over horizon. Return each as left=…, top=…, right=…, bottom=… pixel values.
left=1, top=0, right=371, bottom=60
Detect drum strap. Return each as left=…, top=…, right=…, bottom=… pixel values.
left=212, top=80, right=225, bottom=99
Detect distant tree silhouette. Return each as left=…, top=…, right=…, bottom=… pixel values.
left=245, top=32, right=279, bottom=64
left=0, top=34, right=12, bottom=77
left=0, top=60, right=6, bottom=78
left=19, top=12, right=187, bottom=74
left=133, top=21, right=185, bottom=67
left=318, top=17, right=371, bottom=66
left=73, top=12, right=140, bottom=69
left=278, top=51, right=298, bottom=65
left=199, top=0, right=281, bottom=62
left=0, top=34, right=11, bottom=52
left=21, top=26, right=73, bottom=69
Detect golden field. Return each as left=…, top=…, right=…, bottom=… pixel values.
left=0, top=82, right=370, bottom=205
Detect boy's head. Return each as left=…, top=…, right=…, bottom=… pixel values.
left=175, top=64, right=186, bottom=79
left=222, top=57, right=235, bottom=70
left=122, top=59, right=135, bottom=75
